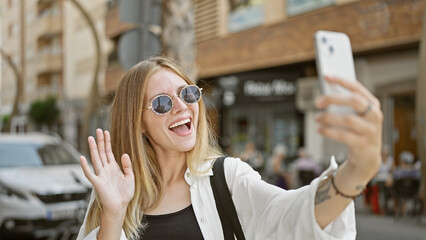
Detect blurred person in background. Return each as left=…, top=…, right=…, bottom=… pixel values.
left=369, top=145, right=394, bottom=214
left=76, top=57, right=383, bottom=240
left=392, top=151, right=421, bottom=183
left=264, top=144, right=292, bottom=189
left=291, top=147, right=321, bottom=188
left=391, top=151, right=422, bottom=217
left=239, top=140, right=264, bottom=172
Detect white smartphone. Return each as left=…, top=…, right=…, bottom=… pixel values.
left=314, top=30, right=357, bottom=114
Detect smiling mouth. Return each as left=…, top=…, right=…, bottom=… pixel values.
left=168, top=118, right=192, bottom=135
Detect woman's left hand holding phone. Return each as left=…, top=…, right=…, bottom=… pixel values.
left=80, top=128, right=135, bottom=240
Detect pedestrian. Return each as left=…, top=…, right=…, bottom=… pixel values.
left=264, top=144, right=291, bottom=189
left=239, top=141, right=264, bottom=172
left=390, top=151, right=422, bottom=217
left=291, top=147, right=321, bottom=187
left=76, top=56, right=383, bottom=240
left=369, top=145, right=394, bottom=214
left=392, top=151, right=421, bottom=181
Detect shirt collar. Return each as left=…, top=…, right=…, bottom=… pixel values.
left=184, top=158, right=215, bottom=186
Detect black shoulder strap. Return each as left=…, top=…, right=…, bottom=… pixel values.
left=210, top=157, right=246, bottom=240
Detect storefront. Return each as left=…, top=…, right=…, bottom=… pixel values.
left=196, top=0, right=423, bottom=166
left=206, top=67, right=304, bottom=160
left=364, top=48, right=419, bottom=165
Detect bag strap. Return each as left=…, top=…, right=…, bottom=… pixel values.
left=210, top=157, right=246, bottom=240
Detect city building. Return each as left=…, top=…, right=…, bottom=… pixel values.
left=61, top=0, right=110, bottom=149
left=104, top=0, right=132, bottom=97
left=0, top=0, right=110, bottom=149
left=194, top=0, right=423, bottom=165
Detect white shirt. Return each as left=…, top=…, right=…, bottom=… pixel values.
left=76, top=157, right=356, bottom=240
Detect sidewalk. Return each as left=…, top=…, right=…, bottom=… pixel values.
left=355, top=197, right=426, bottom=240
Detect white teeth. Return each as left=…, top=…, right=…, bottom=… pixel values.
left=169, top=119, right=190, bottom=129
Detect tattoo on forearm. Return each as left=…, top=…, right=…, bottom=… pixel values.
left=315, top=179, right=331, bottom=205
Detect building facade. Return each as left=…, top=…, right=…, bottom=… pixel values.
left=61, top=0, right=110, bottom=149
left=104, top=0, right=132, bottom=96
left=194, top=0, right=423, bottom=165
left=0, top=0, right=110, bottom=149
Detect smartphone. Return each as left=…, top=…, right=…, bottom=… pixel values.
left=314, top=30, right=357, bottom=114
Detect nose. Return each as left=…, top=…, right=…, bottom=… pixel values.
left=171, top=95, right=188, bottom=114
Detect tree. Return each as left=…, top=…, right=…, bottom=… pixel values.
left=0, top=48, right=23, bottom=132
left=48, top=0, right=102, bottom=153
left=118, top=0, right=196, bottom=79
left=67, top=0, right=102, bottom=154
left=28, top=96, right=60, bottom=131
left=161, top=0, right=197, bottom=80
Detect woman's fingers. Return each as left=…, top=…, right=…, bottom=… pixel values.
left=316, top=93, right=380, bottom=121
left=325, top=76, right=380, bottom=108
left=121, top=154, right=134, bottom=178
left=104, top=130, right=115, bottom=164
left=96, top=129, right=108, bottom=166
left=316, top=112, right=375, bottom=136
left=88, top=136, right=103, bottom=174
left=318, top=125, right=363, bottom=147
left=316, top=93, right=366, bottom=114
left=80, top=156, right=97, bottom=184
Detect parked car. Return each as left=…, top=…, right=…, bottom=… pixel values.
left=0, top=133, right=92, bottom=240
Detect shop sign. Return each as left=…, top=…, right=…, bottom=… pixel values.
left=243, top=79, right=295, bottom=97
left=219, top=70, right=300, bottom=105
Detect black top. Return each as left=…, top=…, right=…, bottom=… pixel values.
left=140, top=205, right=204, bottom=240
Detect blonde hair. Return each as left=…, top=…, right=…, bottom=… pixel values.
left=84, top=56, right=221, bottom=239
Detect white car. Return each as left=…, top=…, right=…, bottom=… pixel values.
left=0, top=133, right=92, bottom=240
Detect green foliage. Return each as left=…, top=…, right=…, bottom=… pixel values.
left=1, top=115, right=10, bottom=124
left=28, top=96, right=60, bottom=128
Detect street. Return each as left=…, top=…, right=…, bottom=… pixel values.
left=356, top=213, right=426, bottom=240
left=355, top=199, right=426, bottom=240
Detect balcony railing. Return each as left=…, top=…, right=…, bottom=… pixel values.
left=36, top=84, right=61, bottom=99
left=37, top=49, right=62, bottom=74
left=37, top=14, right=62, bottom=39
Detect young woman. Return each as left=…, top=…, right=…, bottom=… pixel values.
left=76, top=56, right=383, bottom=240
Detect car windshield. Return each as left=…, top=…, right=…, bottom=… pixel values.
left=0, top=142, right=79, bottom=167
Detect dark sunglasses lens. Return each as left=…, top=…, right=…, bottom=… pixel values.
left=181, top=86, right=201, bottom=103
left=152, top=96, right=172, bottom=114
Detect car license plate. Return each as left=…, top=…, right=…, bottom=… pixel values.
left=46, top=208, right=76, bottom=220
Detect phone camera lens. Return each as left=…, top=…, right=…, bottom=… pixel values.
left=329, top=46, right=334, bottom=54
left=322, top=37, right=327, bottom=44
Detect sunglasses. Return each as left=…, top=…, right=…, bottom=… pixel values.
left=145, top=85, right=203, bottom=115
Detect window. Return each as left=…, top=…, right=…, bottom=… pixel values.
left=287, top=0, right=335, bottom=16
left=0, top=143, right=79, bottom=167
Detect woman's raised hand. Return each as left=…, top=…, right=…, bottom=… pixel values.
left=315, top=76, right=383, bottom=179
left=80, top=129, right=135, bottom=216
